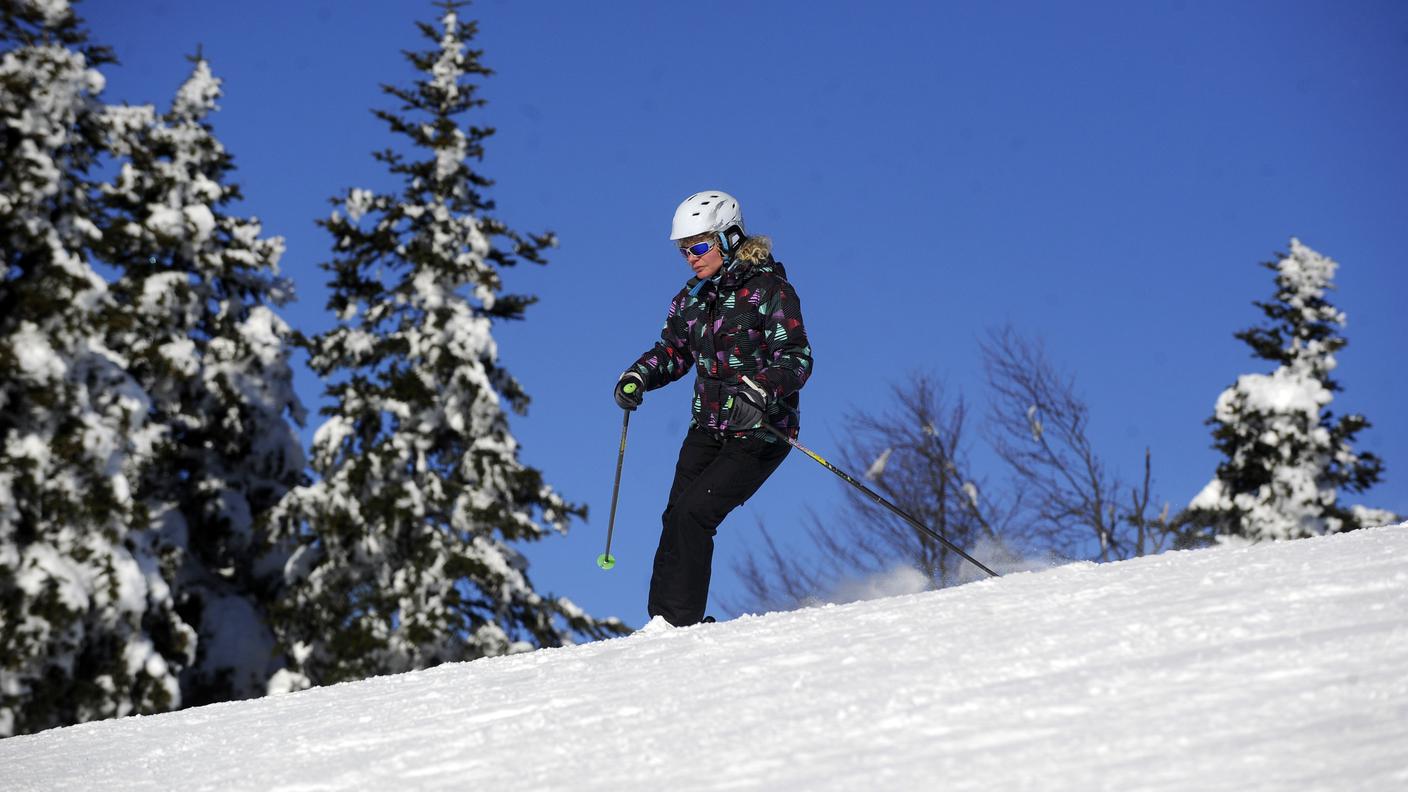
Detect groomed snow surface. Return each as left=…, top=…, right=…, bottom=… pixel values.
left=4, top=526, right=1406, bottom=791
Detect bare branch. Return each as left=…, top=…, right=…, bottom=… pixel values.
left=981, top=324, right=1178, bottom=561
left=727, top=372, right=1018, bottom=615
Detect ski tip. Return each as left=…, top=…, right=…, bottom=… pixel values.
left=596, top=553, right=616, bottom=571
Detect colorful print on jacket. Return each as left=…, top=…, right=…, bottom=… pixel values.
left=627, top=253, right=812, bottom=439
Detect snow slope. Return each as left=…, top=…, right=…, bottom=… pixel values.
left=4, top=526, right=1406, bottom=791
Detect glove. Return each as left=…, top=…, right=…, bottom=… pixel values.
left=725, top=377, right=770, bottom=431
left=614, top=372, right=644, bottom=411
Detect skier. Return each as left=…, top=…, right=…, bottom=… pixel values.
left=614, top=191, right=813, bottom=627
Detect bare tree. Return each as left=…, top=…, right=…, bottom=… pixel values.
left=727, top=329, right=1188, bottom=617
left=981, top=325, right=1180, bottom=561
left=728, top=374, right=1017, bottom=614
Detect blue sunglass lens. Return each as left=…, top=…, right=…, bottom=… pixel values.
left=680, top=241, right=713, bottom=257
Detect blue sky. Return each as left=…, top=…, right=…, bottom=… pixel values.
left=85, top=0, right=1408, bottom=626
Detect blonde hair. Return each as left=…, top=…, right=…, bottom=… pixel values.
left=733, top=234, right=772, bottom=265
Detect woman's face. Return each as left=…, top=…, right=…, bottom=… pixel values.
left=680, top=234, right=725, bottom=279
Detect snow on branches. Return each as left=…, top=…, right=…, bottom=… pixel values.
left=1187, top=240, right=1391, bottom=542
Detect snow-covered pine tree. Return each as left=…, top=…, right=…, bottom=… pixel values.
left=98, top=54, right=306, bottom=706
left=1186, top=239, right=1391, bottom=543
left=0, top=0, right=192, bottom=735
left=267, top=3, right=624, bottom=690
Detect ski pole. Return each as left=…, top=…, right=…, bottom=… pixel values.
left=597, top=406, right=631, bottom=570
left=739, top=379, right=998, bottom=579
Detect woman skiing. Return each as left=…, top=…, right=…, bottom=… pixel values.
left=614, top=191, right=813, bottom=627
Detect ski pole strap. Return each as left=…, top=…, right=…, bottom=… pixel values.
left=760, top=422, right=999, bottom=579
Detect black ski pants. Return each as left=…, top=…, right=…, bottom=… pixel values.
left=648, top=426, right=790, bottom=626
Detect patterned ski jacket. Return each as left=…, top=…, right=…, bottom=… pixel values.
left=626, top=246, right=812, bottom=440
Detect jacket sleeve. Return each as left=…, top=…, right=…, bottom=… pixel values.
left=750, top=277, right=812, bottom=401
left=626, top=289, right=695, bottom=390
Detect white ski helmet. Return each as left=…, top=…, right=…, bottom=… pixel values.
left=669, top=191, right=745, bottom=248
